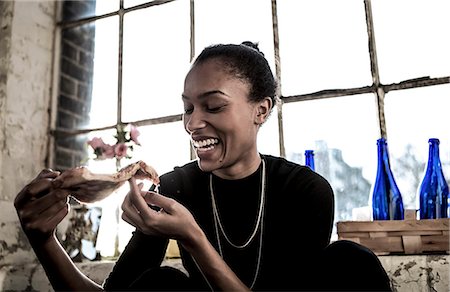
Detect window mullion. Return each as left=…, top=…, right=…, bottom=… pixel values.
left=364, top=0, right=386, bottom=139
left=117, top=0, right=125, bottom=125
left=271, top=0, right=285, bottom=158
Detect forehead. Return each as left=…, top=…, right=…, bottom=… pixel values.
left=183, top=59, right=250, bottom=98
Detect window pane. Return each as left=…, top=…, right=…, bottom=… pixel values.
left=88, top=16, right=120, bottom=128
left=85, top=123, right=191, bottom=256
left=61, top=0, right=119, bottom=22
left=116, top=122, right=191, bottom=254
left=124, top=0, right=156, bottom=9
left=95, top=0, right=120, bottom=15
left=258, top=109, right=280, bottom=157
left=195, top=0, right=276, bottom=75
left=384, top=84, right=450, bottom=209
left=132, top=122, right=192, bottom=176
left=84, top=122, right=192, bottom=175
left=122, top=1, right=190, bottom=122
left=277, top=0, right=371, bottom=95
left=82, top=128, right=124, bottom=258
left=54, top=133, right=90, bottom=170
left=85, top=128, right=121, bottom=171
left=283, top=94, right=380, bottom=225
left=372, top=0, right=450, bottom=84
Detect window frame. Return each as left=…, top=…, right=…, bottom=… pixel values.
left=50, top=0, right=450, bottom=238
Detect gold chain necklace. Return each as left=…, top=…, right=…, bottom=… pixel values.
left=209, top=158, right=266, bottom=289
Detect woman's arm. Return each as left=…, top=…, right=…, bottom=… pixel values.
left=14, top=169, right=103, bottom=291
left=122, top=178, right=249, bottom=291
left=32, top=234, right=103, bottom=291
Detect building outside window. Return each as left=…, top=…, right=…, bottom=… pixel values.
left=52, top=0, right=450, bottom=258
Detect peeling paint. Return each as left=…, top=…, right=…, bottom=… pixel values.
left=403, top=260, right=417, bottom=271
left=379, top=255, right=449, bottom=292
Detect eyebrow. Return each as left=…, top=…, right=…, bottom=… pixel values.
left=182, top=90, right=229, bottom=101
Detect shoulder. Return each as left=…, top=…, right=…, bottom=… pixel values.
left=263, top=154, right=333, bottom=195
left=160, top=160, right=199, bottom=180
left=263, top=154, right=304, bottom=172
left=263, top=154, right=313, bottom=180
left=159, top=160, right=203, bottom=197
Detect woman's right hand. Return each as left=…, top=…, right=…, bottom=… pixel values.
left=14, top=169, right=71, bottom=246
left=121, top=177, right=203, bottom=249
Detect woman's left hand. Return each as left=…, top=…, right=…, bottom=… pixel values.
left=121, top=177, right=201, bottom=245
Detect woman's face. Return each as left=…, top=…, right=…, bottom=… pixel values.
left=182, top=59, right=263, bottom=176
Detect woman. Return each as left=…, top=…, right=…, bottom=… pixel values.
left=14, top=42, right=390, bottom=291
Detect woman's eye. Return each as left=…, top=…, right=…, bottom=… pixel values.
left=184, top=107, right=193, bottom=114
left=207, top=105, right=224, bottom=113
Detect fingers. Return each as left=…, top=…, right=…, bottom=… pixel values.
left=15, top=170, right=61, bottom=209
left=26, top=179, right=55, bottom=198
left=37, top=168, right=61, bottom=179
left=19, top=190, right=70, bottom=235
left=20, top=189, right=70, bottom=220
left=122, top=191, right=142, bottom=219
left=142, top=192, right=175, bottom=214
left=27, top=198, right=69, bottom=232
left=122, top=179, right=165, bottom=232
left=127, top=178, right=153, bottom=214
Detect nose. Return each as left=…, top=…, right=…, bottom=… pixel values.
left=184, top=109, right=207, bottom=134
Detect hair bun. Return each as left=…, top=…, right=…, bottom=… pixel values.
left=241, top=41, right=264, bottom=56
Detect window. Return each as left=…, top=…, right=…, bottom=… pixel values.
left=53, top=0, right=450, bottom=257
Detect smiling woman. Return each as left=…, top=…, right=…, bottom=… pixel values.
left=15, top=36, right=394, bottom=290
left=29, top=0, right=448, bottom=290
left=108, top=41, right=335, bottom=291
left=181, top=43, right=276, bottom=178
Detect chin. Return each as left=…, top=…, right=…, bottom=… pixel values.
left=196, top=158, right=222, bottom=173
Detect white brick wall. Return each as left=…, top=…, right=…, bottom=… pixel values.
left=0, top=0, right=56, bottom=268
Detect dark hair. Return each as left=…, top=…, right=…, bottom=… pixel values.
left=193, top=41, right=277, bottom=109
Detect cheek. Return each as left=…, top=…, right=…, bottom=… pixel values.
left=229, top=119, right=256, bottom=140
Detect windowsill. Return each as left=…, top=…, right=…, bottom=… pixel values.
left=1, top=254, right=448, bottom=291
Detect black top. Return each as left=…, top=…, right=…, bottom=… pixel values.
left=103, top=154, right=334, bottom=291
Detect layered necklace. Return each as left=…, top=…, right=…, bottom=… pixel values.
left=209, top=158, right=266, bottom=289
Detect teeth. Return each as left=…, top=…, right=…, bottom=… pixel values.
left=193, top=138, right=219, bottom=148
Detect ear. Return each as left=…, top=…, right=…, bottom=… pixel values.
left=254, top=97, right=273, bottom=125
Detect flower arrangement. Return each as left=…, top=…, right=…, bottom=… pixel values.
left=87, top=124, right=141, bottom=164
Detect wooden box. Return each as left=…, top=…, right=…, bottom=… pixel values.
left=336, top=217, right=449, bottom=255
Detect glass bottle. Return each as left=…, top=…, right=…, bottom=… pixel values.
left=372, top=138, right=405, bottom=220
left=304, top=150, right=315, bottom=171
left=418, top=138, right=449, bottom=219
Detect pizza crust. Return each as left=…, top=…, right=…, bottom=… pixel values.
left=52, top=160, right=159, bottom=203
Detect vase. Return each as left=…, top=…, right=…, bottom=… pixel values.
left=418, top=138, right=449, bottom=219
left=372, top=138, right=404, bottom=220
left=304, top=150, right=315, bottom=171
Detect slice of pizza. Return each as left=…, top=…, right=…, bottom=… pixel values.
left=52, top=160, right=159, bottom=203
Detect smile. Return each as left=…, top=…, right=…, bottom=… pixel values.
left=193, top=138, right=219, bottom=151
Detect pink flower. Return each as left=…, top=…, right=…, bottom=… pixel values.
left=129, top=124, right=141, bottom=145
left=114, top=143, right=128, bottom=159
left=87, top=125, right=141, bottom=161
left=101, top=144, right=115, bottom=159
left=87, top=137, right=106, bottom=149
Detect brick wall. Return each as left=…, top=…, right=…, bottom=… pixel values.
left=54, top=0, right=96, bottom=171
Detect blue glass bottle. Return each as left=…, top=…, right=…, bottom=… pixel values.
left=305, top=150, right=315, bottom=171
left=372, top=138, right=405, bottom=220
left=418, top=138, right=449, bottom=219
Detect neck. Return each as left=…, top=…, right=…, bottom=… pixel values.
left=212, top=152, right=262, bottom=180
